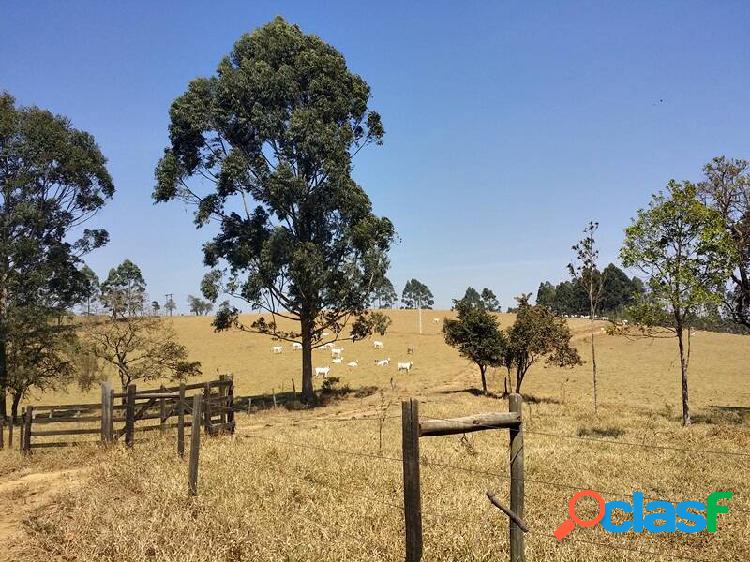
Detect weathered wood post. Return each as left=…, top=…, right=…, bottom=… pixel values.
left=159, top=385, right=167, bottom=434
left=125, top=384, right=136, bottom=448
left=202, top=382, right=212, bottom=436
left=100, top=382, right=113, bottom=443
left=292, top=379, right=296, bottom=402
left=22, top=406, right=33, bottom=454
left=226, top=376, right=234, bottom=433
left=272, top=388, right=277, bottom=409
left=509, top=393, right=525, bottom=562
left=188, top=394, right=202, bottom=496
left=401, top=399, right=423, bottom=562
left=177, top=383, right=186, bottom=458
left=218, top=375, right=227, bottom=426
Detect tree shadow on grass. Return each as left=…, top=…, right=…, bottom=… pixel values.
left=691, top=406, right=750, bottom=426
left=233, top=384, right=379, bottom=413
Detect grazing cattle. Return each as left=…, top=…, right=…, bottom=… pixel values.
left=332, top=358, right=342, bottom=364
left=397, top=361, right=414, bottom=373
left=375, top=358, right=390, bottom=367
left=373, top=341, right=384, bottom=349
left=432, top=318, right=440, bottom=324
left=331, top=347, right=344, bottom=358
left=407, top=346, right=415, bottom=355
left=322, top=343, right=334, bottom=349
left=272, top=346, right=282, bottom=354
left=314, top=366, right=330, bottom=377
left=347, top=360, right=358, bottom=368
left=292, top=342, right=302, bottom=350
left=322, top=331, right=330, bottom=336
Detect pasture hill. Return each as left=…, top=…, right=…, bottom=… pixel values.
left=0, top=309, right=748, bottom=561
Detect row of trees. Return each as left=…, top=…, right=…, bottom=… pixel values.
left=536, top=264, right=644, bottom=317
left=443, top=293, right=581, bottom=395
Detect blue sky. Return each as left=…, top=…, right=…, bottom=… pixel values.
left=2, top=1, right=748, bottom=311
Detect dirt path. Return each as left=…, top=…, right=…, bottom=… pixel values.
left=0, top=468, right=84, bottom=561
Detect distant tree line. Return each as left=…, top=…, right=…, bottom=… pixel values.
left=535, top=263, right=644, bottom=317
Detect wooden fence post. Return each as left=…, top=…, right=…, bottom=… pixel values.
left=125, top=384, right=136, bottom=448
left=188, top=394, right=202, bottom=496
left=100, top=382, right=113, bottom=443
left=402, top=399, right=423, bottom=562
left=203, top=383, right=211, bottom=436
left=159, top=385, right=167, bottom=434
left=177, top=383, right=186, bottom=458
left=226, top=376, right=234, bottom=433
left=22, top=406, right=33, bottom=454
left=509, top=393, right=525, bottom=562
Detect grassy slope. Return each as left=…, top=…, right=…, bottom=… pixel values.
left=3, top=310, right=749, bottom=561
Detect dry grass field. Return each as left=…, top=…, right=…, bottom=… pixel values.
left=1, top=310, right=749, bottom=561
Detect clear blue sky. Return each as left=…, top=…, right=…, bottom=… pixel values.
left=2, top=1, right=748, bottom=311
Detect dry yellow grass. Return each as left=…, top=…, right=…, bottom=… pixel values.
left=2, top=309, right=749, bottom=561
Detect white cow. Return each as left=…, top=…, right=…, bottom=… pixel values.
left=347, top=360, right=358, bottom=368
left=322, top=342, right=334, bottom=349
left=332, top=357, right=342, bottom=364
left=397, top=361, right=414, bottom=373
left=272, top=346, right=282, bottom=354
left=373, top=340, right=384, bottom=349
left=375, top=357, right=391, bottom=367
left=432, top=318, right=440, bottom=324
left=331, top=347, right=344, bottom=358
left=292, top=342, right=302, bottom=350
left=315, top=366, right=330, bottom=377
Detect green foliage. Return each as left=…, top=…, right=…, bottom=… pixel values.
left=698, top=155, right=750, bottom=329
left=153, top=17, right=393, bottom=401
left=443, top=299, right=507, bottom=394
left=458, top=287, right=482, bottom=309
left=621, top=180, right=736, bottom=326
left=100, top=259, right=146, bottom=318
left=536, top=264, right=641, bottom=317
left=401, top=279, right=434, bottom=309
left=371, top=276, right=397, bottom=308
left=187, top=295, right=213, bottom=316
left=480, top=288, right=501, bottom=312
left=620, top=179, right=736, bottom=425
left=0, top=92, right=114, bottom=418
left=504, top=295, right=582, bottom=393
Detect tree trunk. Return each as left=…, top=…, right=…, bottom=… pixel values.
left=301, top=316, right=314, bottom=403
left=10, top=391, right=21, bottom=425
left=590, top=317, right=598, bottom=415
left=515, top=368, right=524, bottom=395
left=0, top=333, right=6, bottom=421
left=479, top=365, right=487, bottom=395
left=677, top=325, right=690, bottom=426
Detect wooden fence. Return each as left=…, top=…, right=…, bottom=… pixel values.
left=401, top=394, right=527, bottom=562
left=19, top=376, right=234, bottom=454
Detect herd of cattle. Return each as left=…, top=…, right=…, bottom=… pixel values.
left=271, top=339, right=415, bottom=378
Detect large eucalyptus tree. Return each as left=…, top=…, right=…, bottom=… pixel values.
left=154, top=18, right=394, bottom=401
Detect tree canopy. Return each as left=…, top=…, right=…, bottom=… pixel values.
left=698, top=156, right=750, bottom=329
left=401, top=279, right=434, bottom=309
left=0, top=93, right=114, bottom=419
left=443, top=298, right=506, bottom=394
left=153, top=18, right=394, bottom=401
left=621, top=180, right=735, bottom=425
left=504, top=295, right=582, bottom=393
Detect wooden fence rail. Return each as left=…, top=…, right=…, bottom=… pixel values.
left=20, top=377, right=233, bottom=454
left=402, top=394, right=526, bottom=562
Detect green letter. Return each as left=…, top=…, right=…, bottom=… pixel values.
left=706, top=492, right=732, bottom=532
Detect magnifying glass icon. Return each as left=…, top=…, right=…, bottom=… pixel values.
left=553, top=490, right=606, bottom=540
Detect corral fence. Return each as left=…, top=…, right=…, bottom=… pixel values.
left=17, top=375, right=235, bottom=454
